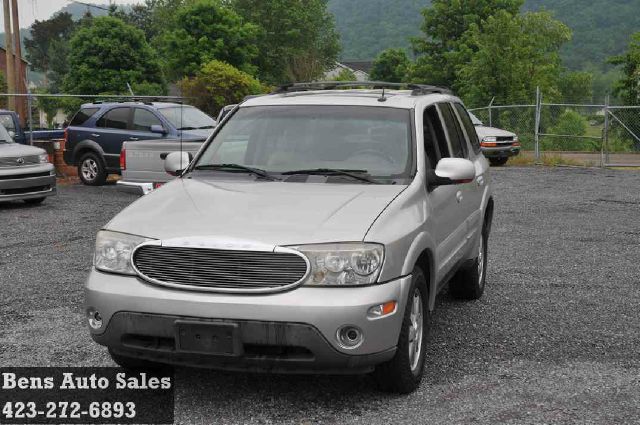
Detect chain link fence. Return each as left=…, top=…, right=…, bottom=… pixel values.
left=470, top=92, right=640, bottom=167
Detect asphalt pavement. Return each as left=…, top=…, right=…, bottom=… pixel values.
left=1, top=167, right=639, bottom=424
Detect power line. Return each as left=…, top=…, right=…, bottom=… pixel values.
left=67, top=1, right=111, bottom=12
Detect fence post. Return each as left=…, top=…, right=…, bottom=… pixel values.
left=602, top=94, right=610, bottom=167
left=27, top=91, right=33, bottom=146
left=534, top=86, right=541, bottom=163
left=488, top=97, right=495, bottom=127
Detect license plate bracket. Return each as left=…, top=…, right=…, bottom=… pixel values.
left=175, top=321, right=242, bottom=356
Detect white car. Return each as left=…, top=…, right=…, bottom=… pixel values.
left=469, top=112, right=520, bottom=166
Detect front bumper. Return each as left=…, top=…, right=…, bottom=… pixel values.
left=481, top=145, right=521, bottom=158
left=0, top=164, right=56, bottom=201
left=85, top=269, right=412, bottom=373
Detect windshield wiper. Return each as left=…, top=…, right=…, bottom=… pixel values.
left=194, top=163, right=280, bottom=181
left=197, top=125, right=215, bottom=129
left=177, top=126, right=197, bottom=130
left=281, top=168, right=380, bottom=184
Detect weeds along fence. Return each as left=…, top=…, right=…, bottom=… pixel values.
left=470, top=90, right=640, bottom=167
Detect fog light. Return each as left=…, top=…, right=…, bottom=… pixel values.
left=87, top=309, right=103, bottom=330
left=367, top=301, right=397, bottom=319
left=336, top=325, right=363, bottom=349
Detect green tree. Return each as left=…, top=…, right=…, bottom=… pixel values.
left=457, top=11, right=571, bottom=106
left=331, top=68, right=357, bottom=81
left=370, top=48, right=410, bottom=82
left=24, top=12, right=75, bottom=85
left=232, top=0, right=340, bottom=84
left=178, top=60, right=265, bottom=117
left=110, top=0, right=185, bottom=40
left=63, top=16, right=166, bottom=95
left=609, top=32, right=640, bottom=105
left=410, top=0, right=523, bottom=88
left=546, top=109, right=591, bottom=150
left=558, top=71, right=593, bottom=103
left=157, top=0, right=259, bottom=81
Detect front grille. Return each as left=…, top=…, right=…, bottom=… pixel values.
left=0, top=171, right=51, bottom=181
left=133, top=245, right=309, bottom=292
left=496, top=136, right=514, bottom=142
left=0, top=155, right=40, bottom=167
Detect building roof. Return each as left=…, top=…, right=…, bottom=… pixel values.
left=340, top=61, right=374, bottom=74
left=0, top=46, right=29, bottom=64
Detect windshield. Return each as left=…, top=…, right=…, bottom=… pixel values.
left=468, top=111, right=484, bottom=126
left=0, top=123, right=13, bottom=143
left=194, top=105, right=414, bottom=182
left=158, top=106, right=216, bottom=130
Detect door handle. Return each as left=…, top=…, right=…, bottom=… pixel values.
left=456, top=191, right=463, bottom=203
left=129, top=137, right=139, bottom=141
left=90, top=133, right=100, bottom=138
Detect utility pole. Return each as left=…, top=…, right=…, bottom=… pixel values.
left=2, top=0, right=15, bottom=110
left=10, top=0, right=24, bottom=122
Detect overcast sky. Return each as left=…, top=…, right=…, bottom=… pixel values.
left=8, top=0, right=144, bottom=29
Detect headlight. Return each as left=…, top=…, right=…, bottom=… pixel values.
left=291, top=243, right=384, bottom=286
left=513, top=135, right=519, bottom=142
left=39, top=153, right=49, bottom=163
left=482, top=136, right=497, bottom=142
left=94, top=230, right=152, bottom=275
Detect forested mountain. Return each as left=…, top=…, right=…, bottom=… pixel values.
left=328, top=0, right=640, bottom=71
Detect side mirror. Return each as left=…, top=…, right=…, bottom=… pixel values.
left=164, top=151, right=191, bottom=176
left=150, top=124, right=167, bottom=134
left=428, top=158, right=476, bottom=188
left=8, top=130, right=15, bottom=139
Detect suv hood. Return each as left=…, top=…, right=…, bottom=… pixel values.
left=106, top=178, right=406, bottom=245
left=0, top=142, right=45, bottom=157
left=475, top=125, right=516, bottom=138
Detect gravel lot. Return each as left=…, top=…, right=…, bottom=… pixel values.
left=1, top=167, right=639, bottom=424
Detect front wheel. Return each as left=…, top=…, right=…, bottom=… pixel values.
left=489, top=157, right=509, bottom=166
left=373, top=267, right=430, bottom=394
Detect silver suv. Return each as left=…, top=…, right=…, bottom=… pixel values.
left=85, top=82, right=493, bottom=393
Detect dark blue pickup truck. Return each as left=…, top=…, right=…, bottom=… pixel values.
left=0, top=110, right=64, bottom=144
left=63, top=102, right=215, bottom=185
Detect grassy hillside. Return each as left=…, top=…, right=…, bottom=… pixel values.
left=328, top=0, right=640, bottom=71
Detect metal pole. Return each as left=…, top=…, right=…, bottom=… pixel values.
left=488, top=97, right=495, bottom=127
left=3, top=0, right=15, bottom=111
left=534, top=86, right=541, bottom=163
left=27, top=90, right=33, bottom=146
left=603, top=95, right=610, bottom=167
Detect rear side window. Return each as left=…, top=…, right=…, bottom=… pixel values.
left=439, top=103, right=468, bottom=158
left=453, top=103, right=481, bottom=154
left=133, top=108, right=162, bottom=132
left=69, top=108, right=99, bottom=126
left=96, top=108, right=130, bottom=130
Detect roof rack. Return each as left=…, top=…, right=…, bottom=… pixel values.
left=273, top=81, right=452, bottom=96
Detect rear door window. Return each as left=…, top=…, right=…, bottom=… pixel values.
left=453, top=103, right=481, bottom=154
left=70, top=108, right=99, bottom=126
left=133, top=108, right=163, bottom=132
left=96, top=107, right=130, bottom=130
left=439, top=103, right=468, bottom=158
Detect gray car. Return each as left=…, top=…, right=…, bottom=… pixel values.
left=0, top=124, right=56, bottom=204
left=85, top=82, right=494, bottom=393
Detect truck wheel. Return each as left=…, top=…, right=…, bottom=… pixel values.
left=78, top=152, right=107, bottom=186
left=108, top=348, right=170, bottom=371
left=373, top=266, right=430, bottom=394
left=489, top=157, right=508, bottom=166
left=24, top=197, right=45, bottom=205
left=450, top=231, right=488, bottom=300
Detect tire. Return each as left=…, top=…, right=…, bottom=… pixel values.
left=78, top=152, right=107, bottom=186
left=24, top=197, right=45, bottom=205
left=450, top=231, right=488, bottom=300
left=489, top=157, right=509, bottom=166
left=108, top=348, right=170, bottom=371
left=373, top=266, right=430, bottom=394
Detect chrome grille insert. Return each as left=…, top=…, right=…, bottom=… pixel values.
left=132, top=243, right=310, bottom=293
left=0, top=155, right=40, bottom=167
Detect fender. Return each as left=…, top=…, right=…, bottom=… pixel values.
left=402, top=232, right=438, bottom=311
left=72, top=140, right=106, bottom=164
